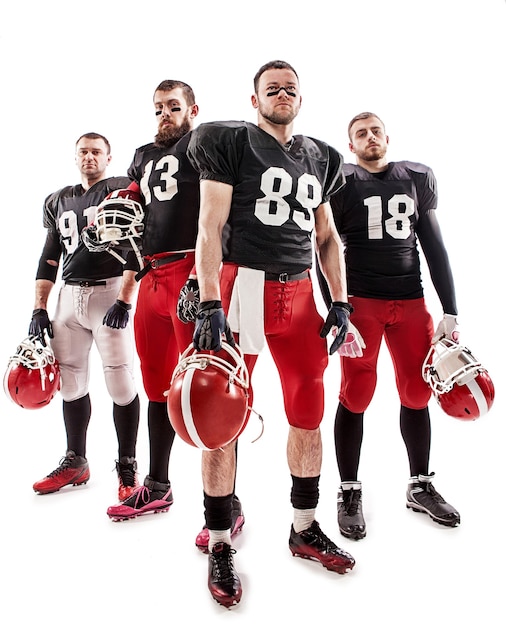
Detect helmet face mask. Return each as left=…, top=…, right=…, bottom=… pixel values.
left=95, top=191, right=144, bottom=246
left=422, top=338, right=494, bottom=421
left=4, top=336, right=61, bottom=409
left=166, top=343, right=250, bottom=450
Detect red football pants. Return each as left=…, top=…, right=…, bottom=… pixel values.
left=220, top=264, right=328, bottom=430
left=339, top=296, right=433, bottom=413
left=134, top=254, right=196, bottom=402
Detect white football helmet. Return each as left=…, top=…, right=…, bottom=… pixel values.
left=4, top=336, right=61, bottom=409
left=95, top=188, right=144, bottom=244
left=422, top=338, right=495, bottom=420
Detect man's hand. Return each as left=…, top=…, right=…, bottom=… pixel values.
left=320, top=301, right=353, bottom=355
left=432, top=314, right=459, bottom=344
left=337, top=321, right=366, bottom=358
left=177, top=278, right=200, bottom=323
left=29, top=309, right=53, bottom=347
left=193, top=300, right=235, bottom=351
left=103, top=300, right=132, bottom=329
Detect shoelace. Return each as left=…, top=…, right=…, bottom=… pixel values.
left=117, top=464, right=136, bottom=487
left=425, top=482, right=446, bottom=503
left=211, top=547, right=237, bottom=582
left=129, top=485, right=152, bottom=507
left=47, top=456, right=74, bottom=477
left=344, top=490, right=362, bottom=515
left=304, top=525, right=339, bottom=554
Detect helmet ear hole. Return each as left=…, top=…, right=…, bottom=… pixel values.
left=4, top=337, right=61, bottom=409
left=166, top=343, right=250, bottom=450
left=422, top=338, right=495, bottom=420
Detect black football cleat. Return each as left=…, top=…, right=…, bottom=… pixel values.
left=406, top=472, right=460, bottom=527
left=208, top=542, right=242, bottom=608
left=289, top=520, right=355, bottom=574
left=338, top=481, right=366, bottom=540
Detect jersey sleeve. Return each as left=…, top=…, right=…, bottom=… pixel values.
left=417, top=209, right=458, bottom=315
left=187, top=122, right=244, bottom=185
left=322, top=144, right=345, bottom=202
left=127, top=148, right=143, bottom=184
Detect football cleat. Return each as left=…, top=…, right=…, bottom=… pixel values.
left=406, top=472, right=460, bottom=527
left=115, top=456, right=139, bottom=502
left=196, top=495, right=245, bottom=553
left=289, top=520, right=355, bottom=574
left=208, top=542, right=242, bottom=608
left=106, top=475, right=173, bottom=521
left=338, top=481, right=366, bottom=540
left=33, top=450, right=90, bottom=494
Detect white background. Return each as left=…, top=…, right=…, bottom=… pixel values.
left=0, top=1, right=504, bottom=623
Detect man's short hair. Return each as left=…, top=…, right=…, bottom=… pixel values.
left=154, top=80, right=195, bottom=106
left=348, top=112, right=385, bottom=140
left=75, top=132, right=111, bottom=154
left=253, top=60, right=298, bottom=93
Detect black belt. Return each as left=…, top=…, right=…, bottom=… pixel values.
left=135, top=253, right=187, bottom=281
left=264, top=270, right=310, bottom=283
left=65, top=279, right=107, bottom=287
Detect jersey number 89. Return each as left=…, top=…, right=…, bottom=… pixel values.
left=254, top=167, right=321, bottom=232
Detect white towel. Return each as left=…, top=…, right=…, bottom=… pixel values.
left=228, top=267, right=265, bottom=355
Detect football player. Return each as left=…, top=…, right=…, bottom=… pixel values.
left=188, top=60, right=355, bottom=608
left=29, top=133, right=141, bottom=501
left=105, top=81, right=245, bottom=546
left=317, top=112, right=461, bottom=541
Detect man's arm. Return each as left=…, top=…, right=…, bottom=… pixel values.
left=192, top=179, right=235, bottom=351
left=314, top=201, right=348, bottom=303
left=102, top=269, right=139, bottom=330
left=195, top=180, right=233, bottom=301
left=116, top=270, right=138, bottom=306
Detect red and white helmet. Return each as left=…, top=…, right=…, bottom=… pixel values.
left=4, top=336, right=61, bottom=409
left=95, top=188, right=144, bottom=246
left=422, top=338, right=495, bottom=421
left=166, top=342, right=250, bottom=450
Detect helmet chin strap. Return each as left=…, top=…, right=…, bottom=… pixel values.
left=105, top=237, right=144, bottom=271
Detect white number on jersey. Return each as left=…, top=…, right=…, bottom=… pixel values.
left=364, top=193, right=414, bottom=240
left=254, top=166, right=321, bottom=232
left=140, top=156, right=179, bottom=205
left=58, top=207, right=96, bottom=253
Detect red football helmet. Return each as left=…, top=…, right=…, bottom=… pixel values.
left=4, top=336, right=61, bottom=409
left=166, top=342, right=250, bottom=450
left=422, top=338, right=495, bottom=421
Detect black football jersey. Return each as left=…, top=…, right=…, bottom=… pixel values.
left=332, top=161, right=442, bottom=300
left=42, top=177, right=131, bottom=282
left=127, top=132, right=199, bottom=256
left=187, top=121, right=345, bottom=274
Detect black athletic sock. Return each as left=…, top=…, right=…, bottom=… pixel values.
left=334, top=402, right=364, bottom=481
left=204, top=492, right=234, bottom=530
left=113, top=394, right=140, bottom=459
left=64, top=394, right=92, bottom=458
left=290, top=475, right=320, bottom=509
left=400, top=405, right=431, bottom=476
left=147, top=400, right=175, bottom=483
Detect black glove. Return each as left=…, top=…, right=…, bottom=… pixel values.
left=320, top=301, right=353, bottom=355
left=193, top=300, right=235, bottom=351
left=103, top=300, right=132, bottom=329
left=177, top=278, right=200, bottom=323
left=29, top=309, right=53, bottom=347
left=81, top=224, right=112, bottom=253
